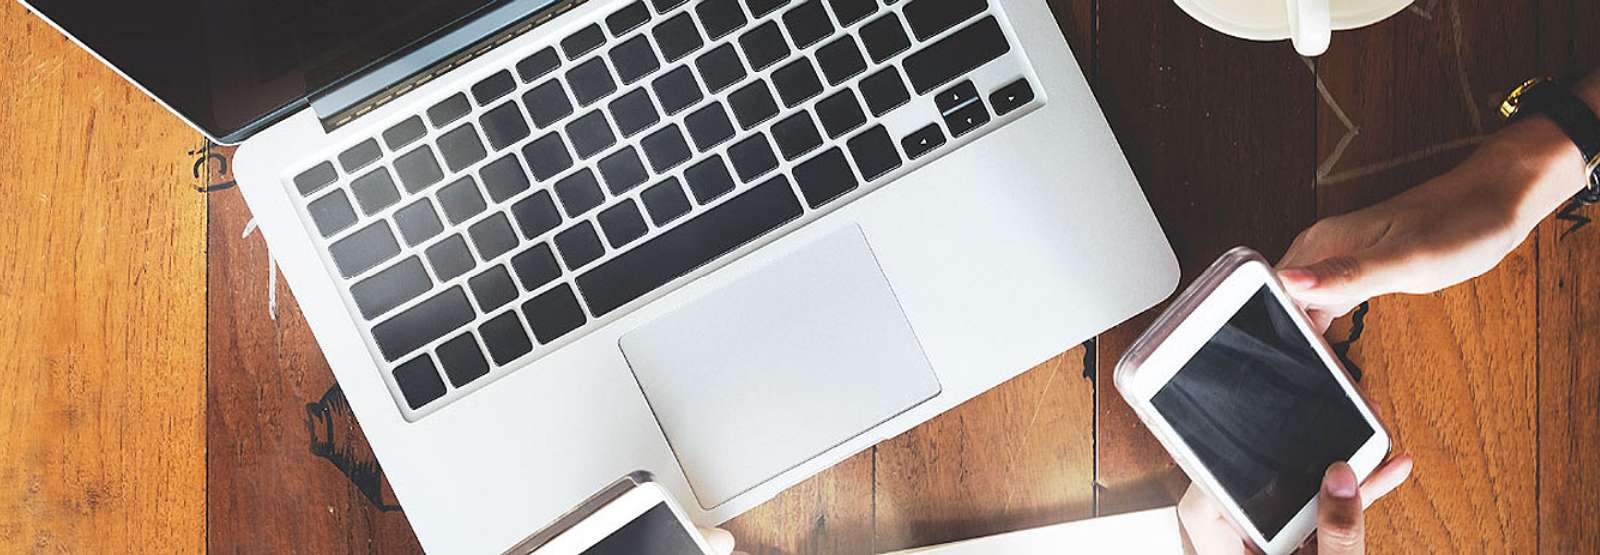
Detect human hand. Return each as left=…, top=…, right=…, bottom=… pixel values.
left=696, top=527, right=747, bottom=555
left=1176, top=454, right=1413, bottom=555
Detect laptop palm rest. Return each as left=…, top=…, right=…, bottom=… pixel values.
left=619, top=226, right=941, bottom=509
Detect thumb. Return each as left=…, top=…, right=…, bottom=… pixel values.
left=1279, top=250, right=1403, bottom=309
left=1316, top=462, right=1365, bottom=555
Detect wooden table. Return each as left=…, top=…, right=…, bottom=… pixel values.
left=3, top=0, right=1598, bottom=552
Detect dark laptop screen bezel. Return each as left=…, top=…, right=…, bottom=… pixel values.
left=22, top=0, right=509, bottom=143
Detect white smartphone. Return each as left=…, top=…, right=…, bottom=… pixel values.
left=510, top=472, right=716, bottom=555
left=1115, top=247, right=1390, bottom=554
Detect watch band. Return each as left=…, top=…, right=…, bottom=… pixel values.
left=1506, top=79, right=1600, bottom=204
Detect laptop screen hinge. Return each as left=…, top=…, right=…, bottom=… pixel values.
left=311, top=0, right=589, bottom=133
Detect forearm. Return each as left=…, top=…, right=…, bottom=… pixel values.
left=1454, top=72, right=1600, bottom=233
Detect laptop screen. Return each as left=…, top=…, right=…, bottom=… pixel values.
left=27, top=0, right=503, bottom=140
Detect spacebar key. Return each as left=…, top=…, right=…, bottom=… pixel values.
left=577, top=176, right=804, bottom=316
left=903, top=16, right=1011, bottom=95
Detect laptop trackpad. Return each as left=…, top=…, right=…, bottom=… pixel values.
left=619, top=226, right=941, bottom=509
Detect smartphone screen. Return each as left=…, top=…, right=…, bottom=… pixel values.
left=1150, top=286, right=1374, bottom=538
left=581, top=502, right=705, bottom=555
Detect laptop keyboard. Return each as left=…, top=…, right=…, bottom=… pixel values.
left=287, top=0, right=1043, bottom=418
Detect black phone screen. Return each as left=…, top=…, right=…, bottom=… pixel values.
left=1150, top=286, right=1374, bottom=538
left=581, top=503, right=704, bottom=555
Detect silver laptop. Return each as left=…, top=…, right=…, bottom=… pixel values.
left=25, top=0, right=1177, bottom=551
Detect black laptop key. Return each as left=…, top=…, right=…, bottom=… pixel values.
left=847, top=124, right=901, bottom=180
left=480, top=102, right=531, bottom=151
left=598, top=199, right=649, bottom=247
left=439, top=124, right=488, bottom=172
left=740, top=21, right=791, bottom=71
left=330, top=222, right=401, bottom=278
left=521, top=132, right=573, bottom=181
left=771, top=110, right=823, bottom=160
left=903, top=0, right=987, bottom=41
left=480, top=311, right=534, bottom=364
left=652, top=65, right=704, bottom=115
left=469, top=212, right=519, bottom=260
left=642, top=178, right=692, bottom=224
left=991, top=78, right=1034, bottom=116
left=523, top=81, right=575, bottom=129
left=650, top=0, right=689, bottom=14
left=695, top=43, right=747, bottom=94
left=426, top=234, right=477, bottom=281
left=816, top=36, right=866, bottom=85
left=384, top=117, right=428, bottom=151
left=640, top=125, right=692, bottom=173
left=351, top=256, right=432, bottom=320
left=860, top=67, right=910, bottom=116
left=511, top=191, right=563, bottom=239
left=374, top=286, right=475, bottom=361
left=395, top=199, right=445, bottom=246
left=428, top=93, right=472, bottom=127
left=566, top=110, right=616, bottom=160
left=860, top=14, right=911, bottom=63
left=904, top=16, right=1010, bottom=94
left=771, top=57, right=823, bottom=108
left=783, top=0, right=835, bottom=48
left=826, top=0, right=876, bottom=26
left=438, top=176, right=487, bottom=224
left=394, top=146, right=445, bottom=193
left=934, top=80, right=980, bottom=113
left=696, top=0, right=748, bottom=39
left=568, top=58, right=618, bottom=107
left=901, top=123, right=946, bottom=160
left=683, top=155, right=736, bottom=203
left=555, top=221, right=606, bottom=269
left=684, top=102, right=736, bottom=151
left=554, top=169, right=606, bottom=217
left=943, top=95, right=990, bottom=137
left=479, top=154, right=531, bottom=203
left=793, top=147, right=857, bottom=207
left=610, top=88, right=661, bottom=137
left=309, top=190, right=359, bottom=237
left=294, top=162, right=337, bottom=196
left=745, top=0, right=790, bottom=17
left=393, top=355, right=446, bottom=409
left=339, top=139, right=382, bottom=173
left=511, top=243, right=562, bottom=290
left=523, top=284, right=587, bottom=343
left=608, top=2, right=652, bottom=36
left=727, top=132, right=779, bottom=182
left=437, top=333, right=490, bottom=386
left=562, top=24, right=608, bottom=60
left=517, top=47, right=562, bottom=82
left=728, top=80, right=779, bottom=130
left=472, top=71, right=517, bottom=105
left=576, top=175, right=802, bottom=316
left=611, top=35, right=662, bottom=85
left=653, top=13, right=705, bottom=62
left=470, top=265, right=520, bottom=312
left=598, top=146, right=650, bottom=194
left=815, top=89, right=866, bottom=137
left=351, top=168, right=402, bottom=215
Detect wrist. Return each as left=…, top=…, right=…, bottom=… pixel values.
left=1468, top=76, right=1599, bottom=230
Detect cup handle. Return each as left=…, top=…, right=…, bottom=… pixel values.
left=1285, top=0, right=1332, bottom=56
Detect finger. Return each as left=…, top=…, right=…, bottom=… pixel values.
left=697, top=527, right=736, bottom=555
left=1358, top=453, right=1415, bottom=509
left=1316, top=462, right=1366, bottom=555
left=1305, top=307, right=1336, bottom=335
left=1279, top=249, right=1407, bottom=310
left=1178, top=485, right=1248, bottom=555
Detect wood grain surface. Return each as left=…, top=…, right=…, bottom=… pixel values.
left=0, top=1, right=207, bottom=552
left=4, top=0, right=1599, bottom=553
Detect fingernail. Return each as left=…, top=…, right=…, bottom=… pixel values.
left=1325, top=462, right=1358, bottom=499
left=1280, top=268, right=1318, bottom=288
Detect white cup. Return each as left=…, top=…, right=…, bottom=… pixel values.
left=1173, top=0, right=1413, bottom=56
